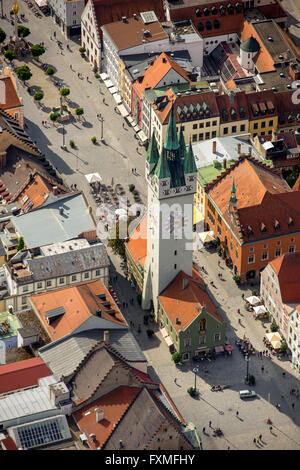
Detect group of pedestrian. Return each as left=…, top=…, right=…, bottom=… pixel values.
left=70, top=183, right=77, bottom=190
left=129, top=297, right=134, bottom=305
left=42, top=120, right=48, bottom=127
left=122, top=301, right=129, bottom=309
left=253, top=434, right=263, bottom=444
left=111, top=274, right=118, bottom=282
left=131, top=168, right=137, bottom=175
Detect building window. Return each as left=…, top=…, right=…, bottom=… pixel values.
left=199, top=335, right=206, bottom=345
left=174, top=250, right=177, bottom=255
left=261, top=252, right=268, bottom=260
left=199, top=133, right=204, bottom=140
left=248, top=254, right=255, bottom=264
left=199, top=123, right=204, bottom=129
left=212, top=120, right=217, bottom=126
left=182, top=353, right=189, bottom=360
left=46, top=280, right=52, bottom=287
left=224, top=127, right=228, bottom=135
left=275, top=248, right=282, bottom=257
left=289, top=246, right=295, bottom=253
left=174, top=264, right=177, bottom=269
left=277, top=240, right=281, bottom=246
left=84, top=272, right=89, bottom=278
left=215, top=333, right=221, bottom=341
left=253, top=123, right=258, bottom=130
left=290, top=237, right=295, bottom=243
left=193, top=124, right=197, bottom=129
left=184, top=338, right=191, bottom=347
left=206, top=122, right=210, bottom=127
left=95, top=269, right=100, bottom=276
left=232, top=126, right=237, bottom=133
left=22, top=296, right=27, bottom=305
left=269, top=120, right=273, bottom=126
left=200, top=319, right=206, bottom=331
left=192, top=134, right=197, bottom=142
left=23, top=286, right=29, bottom=293
left=261, top=121, right=266, bottom=128
left=240, top=124, right=245, bottom=132
left=37, top=282, right=42, bottom=289
left=71, top=275, right=77, bottom=281
left=205, top=132, right=210, bottom=139
left=212, top=131, right=217, bottom=138
left=59, top=277, right=64, bottom=284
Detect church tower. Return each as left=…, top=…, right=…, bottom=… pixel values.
left=142, top=105, right=197, bottom=315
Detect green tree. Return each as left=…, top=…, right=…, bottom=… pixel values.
left=30, top=44, right=45, bottom=60
left=75, top=107, right=84, bottom=121
left=91, top=136, right=97, bottom=144
left=17, top=237, right=25, bottom=251
left=79, top=46, right=86, bottom=54
left=270, top=321, right=278, bottom=332
left=60, top=88, right=70, bottom=98
left=17, top=25, right=30, bottom=38
left=49, top=112, right=59, bottom=125
left=46, top=67, right=55, bottom=78
left=187, top=387, right=196, bottom=397
left=4, top=49, right=17, bottom=63
left=16, top=65, right=32, bottom=84
left=69, top=139, right=75, bottom=148
left=0, top=28, right=6, bottom=44
left=172, top=352, right=181, bottom=364
left=34, top=91, right=44, bottom=105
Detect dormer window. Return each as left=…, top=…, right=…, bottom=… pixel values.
left=260, top=222, right=267, bottom=232
left=247, top=225, right=253, bottom=235
left=288, top=216, right=294, bottom=226
left=195, top=8, right=202, bottom=17
left=274, top=219, right=280, bottom=230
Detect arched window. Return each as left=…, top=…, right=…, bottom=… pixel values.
left=206, top=21, right=212, bottom=30
left=198, top=22, right=204, bottom=32
left=195, top=8, right=202, bottom=17
left=236, top=2, right=242, bottom=13
left=204, top=7, right=210, bottom=16
left=220, top=5, right=226, bottom=16
left=200, top=319, right=206, bottom=331
left=228, top=4, right=234, bottom=15
left=212, top=6, right=218, bottom=15
left=214, top=19, right=220, bottom=29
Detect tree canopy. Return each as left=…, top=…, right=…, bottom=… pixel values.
left=31, top=44, right=45, bottom=58
left=34, top=91, right=44, bottom=101
left=4, top=50, right=17, bottom=62
left=0, top=28, right=6, bottom=44
left=16, top=65, right=32, bottom=83
left=46, top=67, right=55, bottom=77
left=60, top=88, right=70, bottom=97
left=17, top=25, right=30, bottom=38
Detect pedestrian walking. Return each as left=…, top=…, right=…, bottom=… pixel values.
left=259, top=434, right=262, bottom=441
left=292, top=403, right=295, bottom=409
left=237, top=308, right=240, bottom=314
left=218, top=260, right=220, bottom=267
left=269, top=426, right=273, bottom=432
left=202, top=427, right=205, bottom=433
left=209, top=421, right=212, bottom=428
left=103, top=97, right=105, bottom=104
left=54, top=31, right=56, bottom=38
left=236, top=411, right=239, bottom=417
left=134, top=168, right=136, bottom=174
left=174, top=378, right=177, bottom=384
left=227, top=447, right=230, bottom=450
left=241, top=293, right=244, bottom=299
left=261, top=366, right=264, bottom=372
left=253, top=438, right=256, bottom=444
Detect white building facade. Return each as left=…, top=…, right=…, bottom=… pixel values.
left=81, top=0, right=101, bottom=70
left=48, top=0, right=84, bottom=38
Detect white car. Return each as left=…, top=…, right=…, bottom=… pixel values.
left=239, top=390, right=257, bottom=399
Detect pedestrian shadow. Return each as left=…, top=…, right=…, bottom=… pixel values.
left=82, top=121, right=93, bottom=128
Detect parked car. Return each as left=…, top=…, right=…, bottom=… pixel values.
left=239, top=390, right=257, bottom=399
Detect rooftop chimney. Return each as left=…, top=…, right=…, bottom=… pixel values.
left=104, top=330, right=109, bottom=343
left=95, top=408, right=104, bottom=423
left=212, top=141, right=217, bottom=154
left=271, top=128, right=277, bottom=142
left=223, top=158, right=227, bottom=169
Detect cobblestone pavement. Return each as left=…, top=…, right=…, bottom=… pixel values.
left=108, top=246, right=300, bottom=450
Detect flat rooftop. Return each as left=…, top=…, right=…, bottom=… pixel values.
left=252, top=20, right=296, bottom=64
left=40, top=239, right=90, bottom=256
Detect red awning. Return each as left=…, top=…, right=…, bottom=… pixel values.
left=225, top=345, right=234, bottom=352
left=215, top=346, right=224, bottom=353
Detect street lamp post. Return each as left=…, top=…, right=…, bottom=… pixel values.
left=60, top=123, right=67, bottom=151
left=245, top=354, right=250, bottom=383
left=193, top=367, right=199, bottom=392
left=99, top=115, right=104, bottom=142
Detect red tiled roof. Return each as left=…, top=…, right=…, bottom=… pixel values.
left=207, top=156, right=300, bottom=242
left=126, top=215, right=147, bottom=267
left=269, top=252, right=300, bottom=303
left=246, top=90, right=277, bottom=121
left=0, top=357, right=51, bottom=394
left=1, top=437, right=18, bottom=451
left=30, top=280, right=127, bottom=341
left=133, top=52, right=191, bottom=99
left=159, top=266, right=222, bottom=332
left=73, top=386, right=141, bottom=449
left=0, top=75, right=22, bottom=111
left=258, top=3, right=287, bottom=19
left=132, top=367, right=153, bottom=384
left=275, top=91, right=300, bottom=128
left=92, top=0, right=165, bottom=38
left=216, top=90, right=249, bottom=124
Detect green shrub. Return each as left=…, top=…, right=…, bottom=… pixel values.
left=252, top=289, right=259, bottom=296
left=129, top=184, right=135, bottom=192
left=233, top=275, right=241, bottom=285
left=69, top=139, right=75, bottom=148
left=91, top=136, right=97, bottom=144
left=187, top=387, right=196, bottom=397
left=49, top=112, right=59, bottom=122
left=213, top=160, right=222, bottom=169
left=79, top=47, right=86, bottom=54
left=248, top=375, right=256, bottom=385
left=270, top=321, right=278, bottom=332
left=172, top=352, right=181, bottom=364
left=46, top=67, right=55, bottom=77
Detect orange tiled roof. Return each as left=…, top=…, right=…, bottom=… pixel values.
left=293, top=174, right=300, bottom=192
left=133, top=52, right=191, bottom=99
left=207, top=155, right=300, bottom=242
left=240, top=21, right=274, bottom=73
left=269, top=252, right=300, bottom=303
left=126, top=215, right=147, bottom=267
left=30, top=280, right=127, bottom=341
left=216, top=90, right=248, bottom=124
left=0, top=357, right=51, bottom=394
left=73, top=386, right=141, bottom=449
left=12, top=172, right=67, bottom=211
left=155, top=89, right=219, bottom=125
left=159, top=266, right=223, bottom=333
left=0, top=75, right=22, bottom=111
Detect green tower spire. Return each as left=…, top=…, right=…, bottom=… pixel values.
left=184, top=140, right=197, bottom=174
left=179, top=125, right=187, bottom=162
left=154, top=149, right=171, bottom=179
left=230, top=180, right=237, bottom=204
left=146, top=131, right=160, bottom=165
left=164, top=104, right=179, bottom=153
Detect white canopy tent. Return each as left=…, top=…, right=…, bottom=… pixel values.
left=246, top=295, right=261, bottom=306
left=113, top=93, right=123, bottom=104
left=100, top=73, right=108, bottom=81
left=115, top=208, right=127, bottom=216
left=253, top=305, right=267, bottom=316
left=265, top=332, right=282, bottom=349
left=199, top=230, right=215, bottom=244
left=109, top=86, right=118, bottom=94
left=118, top=104, right=129, bottom=117
left=85, top=173, right=102, bottom=183
left=104, top=79, right=113, bottom=88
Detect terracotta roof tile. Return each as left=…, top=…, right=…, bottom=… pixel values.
left=159, top=266, right=223, bottom=332
left=0, top=75, right=22, bottom=111
left=30, top=280, right=127, bottom=341
left=216, top=90, right=249, bottom=124
left=246, top=90, right=277, bottom=121
left=133, top=52, right=191, bottom=99
left=240, top=21, right=275, bottom=73
left=73, top=386, right=141, bottom=449
left=269, top=252, right=300, bottom=303
left=0, top=357, right=51, bottom=394
left=126, top=215, right=147, bottom=267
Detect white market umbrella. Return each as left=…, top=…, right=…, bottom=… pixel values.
left=85, top=173, right=102, bottom=183
left=253, top=305, right=267, bottom=315
left=109, top=86, right=118, bottom=94
left=115, top=208, right=127, bottom=216
left=266, top=332, right=281, bottom=343
left=271, top=340, right=282, bottom=349
left=246, top=295, right=261, bottom=306
left=199, top=231, right=215, bottom=244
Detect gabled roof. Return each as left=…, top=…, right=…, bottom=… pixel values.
left=216, top=91, right=249, bottom=124
left=159, top=266, right=222, bottom=333
left=30, top=280, right=127, bottom=341
left=269, top=252, right=300, bottom=304
left=184, top=141, right=197, bottom=174
left=207, top=155, right=300, bottom=242
left=0, top=357, right=51, bottom=394
left=0, top=75, right=22, bottom=111
left=126, top=215, right=147, bottom=267
left=133, top=52, right=191, bottom=99
left=146, top=131, right=160, bottom=165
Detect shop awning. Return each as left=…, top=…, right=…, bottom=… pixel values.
left=199, top=230, right=215, bottom=244
left=215, top=346, right=224, bottom=353
left=100, top=73, right=108, bottom=81
left=137, top=130, right=148, bottom=143
left=118, top=104, right=129, bottom=117
left=195, top=347, right=211, bottom=353
left=126, top=115, right=134, bottom=125
left=165, top=335, right=174, bottom=347
left=133, top=125, right=140, bottom=133
left=104, top=79, right=113, bottom=88
left=109, top=86, right=118, bottom=94
left=113, top=93, right=122, bottom=104
left=253, top=305, right=267, bottom=315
